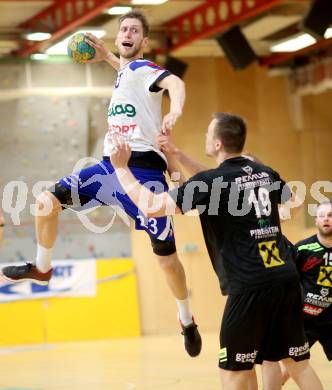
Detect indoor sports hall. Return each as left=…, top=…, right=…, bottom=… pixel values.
left=0, top=1, right=331, bottom=389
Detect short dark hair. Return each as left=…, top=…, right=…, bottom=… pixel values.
left=213, top=112, right=246, bottom=153
left=118, top=9, right=149, bottom=37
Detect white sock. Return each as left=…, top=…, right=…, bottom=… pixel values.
left=36, top=244, right=53, bottom=273
left=176, top=298, right=193, bottom=327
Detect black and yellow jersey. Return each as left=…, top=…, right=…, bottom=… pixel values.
left=170, top=156, right=298, bottom=294
left=296, top=235, right=332, bottom=317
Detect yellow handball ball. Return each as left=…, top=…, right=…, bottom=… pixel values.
left=67, top=33, right=96, bottom=63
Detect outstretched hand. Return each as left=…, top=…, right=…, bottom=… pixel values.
left=110, top=135, right=132, bottom=169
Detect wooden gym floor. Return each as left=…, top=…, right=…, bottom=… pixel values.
left=0, top=333, right=330, bottom=390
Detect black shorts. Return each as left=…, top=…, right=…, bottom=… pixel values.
left=219, top=279, right=310, bottom=371
left=304, top=312, right=332, bottom=361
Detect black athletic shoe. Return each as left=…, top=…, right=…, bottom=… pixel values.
left=180, top=318, right=202, bottom=357
left=1, top=263, right=52, bottom=285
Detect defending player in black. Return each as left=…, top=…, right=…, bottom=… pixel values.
left=110, top=112, right=323, bottom=389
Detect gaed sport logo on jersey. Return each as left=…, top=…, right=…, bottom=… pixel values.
left=317, top=266, right=332, bottom=287
left=258, top=240, right=285, bottom=268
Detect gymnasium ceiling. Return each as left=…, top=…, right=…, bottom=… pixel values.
left=0, top=0, right=331, bottom=68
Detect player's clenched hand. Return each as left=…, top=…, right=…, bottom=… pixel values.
left=110, top=135, right=132, bottom=168
left=156, top=134, right=178, bottom=155
left=161, top=110, right=181, bottom=135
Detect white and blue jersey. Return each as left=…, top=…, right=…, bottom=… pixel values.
left=104, top=59, right=171, bottom=162
left=58, top=59, right=174, bottom=242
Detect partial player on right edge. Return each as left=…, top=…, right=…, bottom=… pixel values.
left=262, top=201, right=332, bottom=389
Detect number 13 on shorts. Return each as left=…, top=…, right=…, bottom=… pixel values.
left=136, top=215, right=158, bottom=234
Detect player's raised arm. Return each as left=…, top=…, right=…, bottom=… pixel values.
left=278, top=191, right=304, bottom=221
left=163, top=150, right=186, bottom=187
left=85, top=33, right=120, bottom=70
left=157, top=134, right=208, bottom=176
left=158, top=75, right=185, bottom=135
left=110, top=139, right=180, bottom=218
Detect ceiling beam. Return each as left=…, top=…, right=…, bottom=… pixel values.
left=163, top=0, right=285, bottom=53
left=0, top=0, right=52, bottom=1
left=14, top=0, right=119, bottom=57
left=260, top=36, right=332, bottom=66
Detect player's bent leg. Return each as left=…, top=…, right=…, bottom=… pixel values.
left=261, top=361, right=283, bottom=390
left=35, top=191, right=62, bottom=250
left=1, top=190, right=62, bottom=285
left=156, top=252, right=202, bottom=357
left=150, top=237, right=187, bottom=299
left=281, top=358, right=323, bottom=390
left=156, top=252, right=187, bottom=300
left=151, top=237, right=202, bottom=357
left=220, top=368, right=257, bottom=390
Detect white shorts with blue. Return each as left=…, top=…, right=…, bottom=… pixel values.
left=55, top=157, right=175, bottom=249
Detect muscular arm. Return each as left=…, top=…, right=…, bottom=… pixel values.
left=164, top=151, right=186, bottom=186
left=157, top=75, right=185, bottom=134
left=111, top=143, right=181, bottom=218
left=104, top=52, right=120, bottom=70
left=157, top=134, right=208, bottom=176
left=172, top=148, right=208, bottom=176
